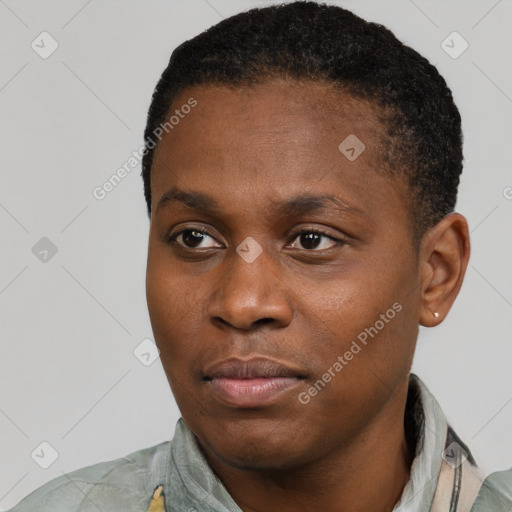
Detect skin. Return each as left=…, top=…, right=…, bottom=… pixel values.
left=145, top=79, right=470, bottom=512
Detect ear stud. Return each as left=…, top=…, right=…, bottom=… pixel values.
left=434, top=311, right=440, bottom=318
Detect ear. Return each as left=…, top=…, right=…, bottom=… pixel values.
left=418, top=213, right=470, bottom=327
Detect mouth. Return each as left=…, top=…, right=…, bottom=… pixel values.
left=203, top=357, right=306, bottom=408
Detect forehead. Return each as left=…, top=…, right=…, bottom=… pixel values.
left=154, top=79, right=385, bottom=169
left=150, top=79, right=410, bottom=230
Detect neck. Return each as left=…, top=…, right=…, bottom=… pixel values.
left=199, top=381, right=414, bottom=512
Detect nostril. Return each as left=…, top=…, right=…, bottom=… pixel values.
left=254, top=317, right=274, bottom=326
left=212, top=316, right=231, bottom=328
left=211, top=316, right=275, bottom=330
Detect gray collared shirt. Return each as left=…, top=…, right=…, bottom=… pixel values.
left=7, top=374, right=512, bottom=511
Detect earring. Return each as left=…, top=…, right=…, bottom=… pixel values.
left=434, top=311, right=440, bottom=318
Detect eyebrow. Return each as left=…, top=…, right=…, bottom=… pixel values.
left=155, top=186, right=362, bottom=217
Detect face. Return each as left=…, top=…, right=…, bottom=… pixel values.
left=146, top=80, right=422, bottom=471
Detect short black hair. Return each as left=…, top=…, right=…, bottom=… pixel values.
left=141, top=1, right=463, bottom=238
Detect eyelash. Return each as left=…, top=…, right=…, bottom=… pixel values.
left=165, top=227, right=347, bottom=252
left=288, top=229, right=346, bottom=251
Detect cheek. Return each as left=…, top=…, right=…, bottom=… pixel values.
left=146, top=246, right=202, bottom=357
left=146, top=259, right=204, bottom=413
left=302, top=255, right=417, bottom=373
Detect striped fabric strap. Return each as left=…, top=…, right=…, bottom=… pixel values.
left=431, top=427, right=484, bottom=512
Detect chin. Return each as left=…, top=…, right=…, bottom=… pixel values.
left=192, top=417, right=312, bottom=471
left=206, top=439, right=308, bottom=472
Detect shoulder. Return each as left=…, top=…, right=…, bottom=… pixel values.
left=471, top=467, right=512, bottom=511
left=7, top=441, right=170, bottom=512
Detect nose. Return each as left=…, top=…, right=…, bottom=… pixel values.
left=208, top=245, right=293, bottom=331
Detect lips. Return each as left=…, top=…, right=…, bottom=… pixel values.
left=203, top=357, right=306, bottom=408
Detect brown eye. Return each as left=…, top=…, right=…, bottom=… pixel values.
left=167, top=229, right=222, bottom=249
left=299, top=232, right=322, bottom=250
left=181, top=230, right=207, bottom=248
left=288, top=230, right=343, bottom=251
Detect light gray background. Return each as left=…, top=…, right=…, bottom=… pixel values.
left=1, top=0, right=511, bottom=509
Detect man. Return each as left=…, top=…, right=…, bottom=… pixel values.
left=8, top=2, right=512, bottom=511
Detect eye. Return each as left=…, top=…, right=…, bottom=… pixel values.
left=166, top=228, right=222, bottom=249
left=288, top=229, right=345, bottom=251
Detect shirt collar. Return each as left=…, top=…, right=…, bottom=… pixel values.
left=392, top=373, right=448, bottom=511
